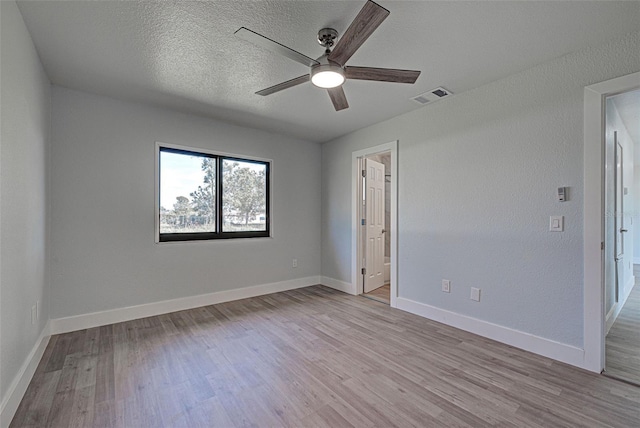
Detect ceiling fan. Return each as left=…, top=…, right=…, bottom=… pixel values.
left=235, top=0, right=421, bottom=111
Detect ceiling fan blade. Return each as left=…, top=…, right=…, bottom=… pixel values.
left=327, top=87, right=349, bottom=111
left=345, top=66, right=421, bottom=83
left=327, top=1, right=389, bottom=66
left=256, top=75, right=310, bottom=96
left=235, top=27, right=319, bottom=68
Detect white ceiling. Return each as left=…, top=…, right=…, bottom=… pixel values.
left=17, top=1, right=640, bottom=143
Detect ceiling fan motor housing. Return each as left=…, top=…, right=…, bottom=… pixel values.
left=317, top=28, right=339, bottom=49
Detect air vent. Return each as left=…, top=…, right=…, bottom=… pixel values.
left=411, top=87, right=452, bottom=105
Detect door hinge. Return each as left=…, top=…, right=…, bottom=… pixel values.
left=361, top=268, right=366, bottom=275
left=601, top=242, right=604, bottom=250
left=362, top=170, right=366, bottom=177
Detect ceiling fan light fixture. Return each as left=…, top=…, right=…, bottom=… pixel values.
left=310, top=63, right=345, bottom=89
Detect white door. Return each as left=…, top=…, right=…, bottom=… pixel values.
left=614, top=135, right=625, bottom=303
left=364, top=158, right=385, bottom=293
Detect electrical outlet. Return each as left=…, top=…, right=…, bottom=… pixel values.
left=292, top=258, right=298, bottom=268
left=442, top=279, right=451, bottom=293
left=470, top=287, right=481, bottom=302
left=31, top=305, right=37, bottom=325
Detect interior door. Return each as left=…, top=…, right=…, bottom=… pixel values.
left=364, top=158, right=385, bottom=293
left=614, top=135, right=625, bottom=303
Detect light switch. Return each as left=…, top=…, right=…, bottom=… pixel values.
left=550, top=216, right=564, bottom=232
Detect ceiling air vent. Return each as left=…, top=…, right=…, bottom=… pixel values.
left=411, top=87, right=452, bottom=105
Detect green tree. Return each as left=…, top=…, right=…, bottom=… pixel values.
left=190, top=158, right=215, bottom=224
left=173, top=196, right=191, bottom=215
left=223, top=161, right=266, bottom=225
left=159, top=205, right=171, bottom=225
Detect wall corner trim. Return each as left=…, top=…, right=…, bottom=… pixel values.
left=321, top=276, right=356, bottom=295
left=1, top=321, right=52, bottom=427
left=50, top=276, right=321, bottom=335
left=396, top=297, right=586, bottom=370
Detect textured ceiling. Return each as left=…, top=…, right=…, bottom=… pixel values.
left=17, top=1, right=640, bottom=143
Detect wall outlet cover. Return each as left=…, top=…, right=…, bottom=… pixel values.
left=470, top=287, right=481, bottom=302
left=442, top=279, right=451, bottom=293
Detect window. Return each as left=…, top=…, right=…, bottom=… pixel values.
left=158, top=146, right=270, bottom=241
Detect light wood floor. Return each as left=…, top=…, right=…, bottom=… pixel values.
left=11, top=285, right=640, bottom=427
left=363, top=284, right=390, bottom=305
left=606, top=281, right=640, bottom=385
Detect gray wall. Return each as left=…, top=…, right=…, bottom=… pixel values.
left=321, top=31, right=640, bottom=348
left=0, top=0, right=51, bottom=405
left=50, top=87, right=321, bottom=319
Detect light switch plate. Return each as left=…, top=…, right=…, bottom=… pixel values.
left=549, top=215, right=564, bottom=232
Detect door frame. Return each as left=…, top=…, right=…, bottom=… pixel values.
left=583, top=72, right=640, bottom=373
left=352, top=141, right=398, bottom=307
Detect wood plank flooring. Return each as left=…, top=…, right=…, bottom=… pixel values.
left=11, top=285, right=640, bottom=427
left=363, top=284, right=390, bottom=305
left=606, top=281, right=640, bottom=385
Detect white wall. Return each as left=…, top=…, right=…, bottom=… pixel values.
left=321, top=31, right=640, bottom=350
left=50, top=87, right=321, bottom=319
left=0, top=0, right=51, bottom=418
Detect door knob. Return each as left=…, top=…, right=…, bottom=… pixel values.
left=620, top=229, right=628, bottom=233
left=382, top=229, right=386, bottom=234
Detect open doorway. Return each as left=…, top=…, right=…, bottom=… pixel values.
left=351, top=141, right=398, bottom=307
left=604, top=88, right=640, bottom=385
left=584, top=71, right=639, bottom=374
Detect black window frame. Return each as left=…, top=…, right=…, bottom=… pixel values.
left=158, top=146, right=271, bottom=242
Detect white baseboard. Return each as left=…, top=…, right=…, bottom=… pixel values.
left=1, top=321, right=51, bottom=427
left=50, top=276, right=321, bottom=335
left=605, top=303, right=617, bottom=334
left=321, top=276, right=356, bottom=295
left=396, top=297, right=585, bottom=369
left=606, top=274, right=636, bottom=334
left=625, top=275, right=635, bottom=297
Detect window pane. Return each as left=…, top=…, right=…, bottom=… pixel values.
left=222, top=159, right=267, bottom=232
left=160, top=150, right=216, bottom=234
